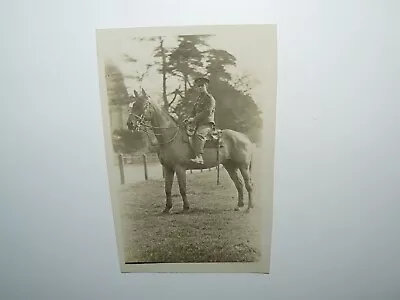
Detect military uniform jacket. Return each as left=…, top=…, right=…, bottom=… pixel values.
left=191, top=92, right=216, bottom=125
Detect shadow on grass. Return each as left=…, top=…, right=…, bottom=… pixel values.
left=121, top=170, right=262, bottom=264
left=171, top=207, right=220, bottom=215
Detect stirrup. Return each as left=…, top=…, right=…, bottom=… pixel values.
left=190, top=156, right=204, bottom=164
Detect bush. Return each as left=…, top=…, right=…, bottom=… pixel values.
left=112, top=129, right=148, bottom=154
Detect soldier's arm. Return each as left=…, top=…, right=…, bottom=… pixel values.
left=192, top=95, right=215, bottom=122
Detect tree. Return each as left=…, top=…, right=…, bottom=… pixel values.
left=112, top=129, right=148, bottom=154
left=171, top=46, right=263, bottom=143
left=105, top=60, right=131, bottom=130
left=205, top=49, right=236, bottom=82
left=153, top=36, right=170, bottom=109
left=132, top=36, right=173, bottom=110
left=121, top=35, right=264, bottom=145
left=231, top=72, right=260, bottom=95
left=105, top=60, right=150, bottom=154
left=167, top=35, right=210, bottom=97
left=208, top=79, right=262, bottom=137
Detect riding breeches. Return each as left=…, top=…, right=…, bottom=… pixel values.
left=192, top=124, right=213, bottom=156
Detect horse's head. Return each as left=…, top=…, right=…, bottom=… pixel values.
left=127, top=88, right=153, bottom=131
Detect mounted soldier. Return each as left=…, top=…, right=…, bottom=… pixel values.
left=127, top=86, right=254, bottom=213
left=187, top=77, right=216, bottom=165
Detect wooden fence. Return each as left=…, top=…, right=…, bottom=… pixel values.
left=117, top=153, right=221, bottom=185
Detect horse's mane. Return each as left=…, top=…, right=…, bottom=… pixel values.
left=147, top=97, right=182, bottom=127
left=169, top=114, right=180, bottom=125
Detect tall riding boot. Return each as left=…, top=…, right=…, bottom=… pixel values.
left=190, top=135, right=206, bottom=164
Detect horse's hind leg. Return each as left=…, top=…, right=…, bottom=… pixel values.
left=224, top=162, right=244, bottom=210
left=163, top=166, right=175, bottom=214
left=239, top=165, right=254, bottom=211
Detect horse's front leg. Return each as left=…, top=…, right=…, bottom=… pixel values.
left=163, top=166, right=175, bottom=214
left=175, top=166, right=189, bottom=212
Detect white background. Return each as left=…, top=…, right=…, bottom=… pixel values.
left=1, top=0, right=399, bottom=299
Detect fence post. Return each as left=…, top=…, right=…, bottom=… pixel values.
left=162, top=165, right=165, bottom=178
left=118, top=154, right=125, bottom=185
left=190, top=169, right=193, bottom=174
left=143, top=154, right=148, bottom=180
left=217, top=141, right=220, bottom=185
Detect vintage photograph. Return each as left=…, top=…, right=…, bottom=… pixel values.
left=96, top=24, right=277, bottom=273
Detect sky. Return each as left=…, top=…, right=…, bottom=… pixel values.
left=98, top=27, right=276, bottom=113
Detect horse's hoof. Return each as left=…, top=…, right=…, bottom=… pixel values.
left=245, top=206, right=254, bottom=213
left=182, top=207, right=190, bottom=213
left=234, top=207, right=241, bottom=212
left=238, top=202, right=245, bottom=208
left=162, top=208, right=171, bottom=214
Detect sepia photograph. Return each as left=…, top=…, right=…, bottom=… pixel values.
left=96, top=24, right=277, bottom=273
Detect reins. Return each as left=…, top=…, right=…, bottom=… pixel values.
left=129, top=100, right=182, bottom=146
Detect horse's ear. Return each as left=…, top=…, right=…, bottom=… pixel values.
left=134, top=90, right=139, bottom=98
left=141, top=88, right=147, bottom=97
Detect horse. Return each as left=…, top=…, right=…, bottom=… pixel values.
left=127, top=88, right=255, bottom=213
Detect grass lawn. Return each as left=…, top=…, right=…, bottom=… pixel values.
left=118, top=169, right=263, bottom=264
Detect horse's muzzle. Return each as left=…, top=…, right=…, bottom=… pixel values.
left=127, top=121, right=134, bottom=130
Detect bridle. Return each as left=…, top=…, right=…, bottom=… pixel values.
left=128, top=100, right=151, bottom=131
left=128, top=98, right=181, bottom=146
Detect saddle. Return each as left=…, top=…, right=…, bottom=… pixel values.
left=204, top=127, right=223, bottom=148
left=184, top=123, right=223, bottom=149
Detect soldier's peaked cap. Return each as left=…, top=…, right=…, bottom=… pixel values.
left=194, top=77, right=210, bottom=86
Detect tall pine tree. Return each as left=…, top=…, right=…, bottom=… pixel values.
left=168, top=35, right=209, bottom=97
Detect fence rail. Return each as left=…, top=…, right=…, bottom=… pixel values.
left=116, top=153, right=221, bottom=185
left=116, top=153, right=159, bottom=165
